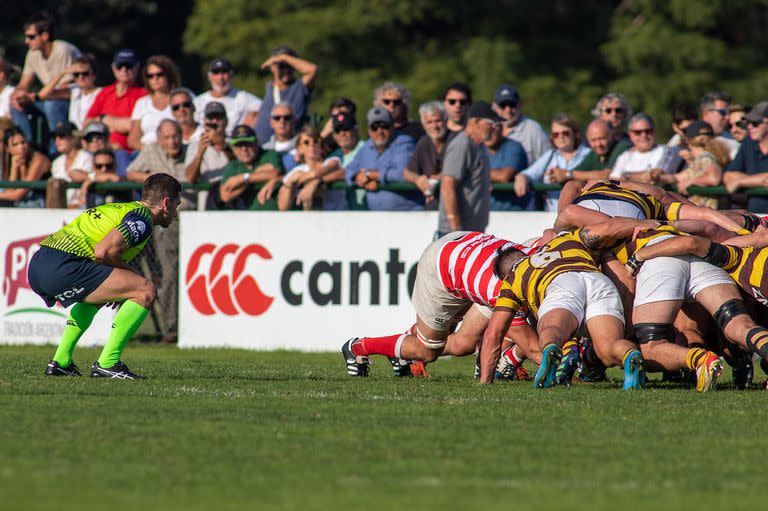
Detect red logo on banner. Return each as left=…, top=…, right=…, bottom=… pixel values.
left=4, top=234, right=47, bottom=306
left=185, top=243, right=274, bottom=316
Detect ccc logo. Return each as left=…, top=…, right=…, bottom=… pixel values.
left=186, top=243, right=273, bottom=316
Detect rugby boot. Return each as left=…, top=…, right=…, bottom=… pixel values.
left=44, top=360, right=81, bottom=377
left=515, top=365, right=533, bottom=381
left=622, top=350, right=645, bottom=390
left=341, top=338, right=370, bottom=377
left=389, top=357, right=411, bottom=377
left=695, top=352, right=723, bottom=392
left=534, top=344, right=561, bottom=389
left=730, top=349, right=754, bottom=390
left=409, top=361, right=430, bottom=378
left=494, top=347, right=516, bottom=381
left=90, top=361, right=144, bottom=379
left=577, top=338, right=607, bottom=382
left=554, top=340, right=580, bottom=385
left=473, top=351, right=481, bottom=379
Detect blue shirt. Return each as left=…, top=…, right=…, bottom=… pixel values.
left=255, top=79, right=311, bottom=145
left=345, top=135, right=419, bottom=211
left=488, top=138, right=531, bottom=211
left=726, top=137, right=768, bottom=212
left=521, top=145, right=590, bottom=211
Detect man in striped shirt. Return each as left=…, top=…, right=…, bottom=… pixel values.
left=341, top=231, right=543, bottom=378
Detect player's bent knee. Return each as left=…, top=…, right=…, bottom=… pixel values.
left=135, top=279, right=157, bottom=306
left=713, top=299, right=747, bottom=332
left=633, top=323, right=674, bottom=344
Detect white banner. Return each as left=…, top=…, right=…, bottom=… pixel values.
left=179, top=211, right=556, bottom=351
left=0, top=209, right=113, bottom=346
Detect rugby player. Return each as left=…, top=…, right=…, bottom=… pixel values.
left=630, top=230, right=768, bottom=387
left=481, top=229, right=645, bottom=389
left=29, top=173, right=181, bottom=379
left=342, top=231, right=545, bottom=378
left=579, top=219, right=730, bottom=391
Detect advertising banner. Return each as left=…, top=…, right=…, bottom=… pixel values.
left=0, top=209, right=113, bottom=346
left=179, top=211, right=556, bottom=351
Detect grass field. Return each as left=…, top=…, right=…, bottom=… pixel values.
left=2, top=344, right=768, bottom=511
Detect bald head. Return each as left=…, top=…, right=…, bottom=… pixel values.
left=585, top=119, right=613, bottom=157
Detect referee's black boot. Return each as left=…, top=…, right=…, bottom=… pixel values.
left=44, top=360, right=81, bottom=376
left=90, top=361, right=144, bottom=379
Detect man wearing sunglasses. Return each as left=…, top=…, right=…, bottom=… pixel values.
left=700, top=91, right=740, bottom=159
left=255, top=46, right=317, bottom=145
left=493, top=83, right=551, bottom=165
left=373, top=82, right=425, bottom=142
left=11, top=11, right=81, bottom=153
left=345, top=107, right=417, bottom=211
left=724, top=101, right=768, bottom=212
left=194, top=58, right=262, bottom=137
left=169, top=87, right=202, bottom=146
left=85, top=49, right=148, bottom=152
left=442, top=82, right=472, bottom=133
left=592, top=92, right=633, bottom=144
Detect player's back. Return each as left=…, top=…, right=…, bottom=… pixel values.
left=574, top=181, right=664, bottom=220
left=716, top=244, right=768, bottom=304
left=40, top=201, right=153, bottom=262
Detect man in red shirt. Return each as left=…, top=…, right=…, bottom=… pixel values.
left=86, top=49, right=147, bottom=151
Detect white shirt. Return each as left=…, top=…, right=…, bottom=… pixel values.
left=131, top=95, right=174, bottom=146
left=282, top=155, right=341, bottom=184
left=0, top=84, right=15, bottom=119
left=716, top=135, right=740, bottom=160
left=262, top=134, right=297, bottom=153
left=183, top=124, right=204, bottom=145
left=184, top=141, right=231, bottom=211
left=51, top=149, right=93, bottom=206
left=610, top=145, right=670, bottom=178
left=194, top=88, right=262, bottom=135
left=68, top=85, right=101, bottom=129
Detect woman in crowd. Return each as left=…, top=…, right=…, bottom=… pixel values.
left=259, top=126, right=343, bottom=210
left=50, top=121, right=92, bottom=207
left=513, top=112, right=589, bottom=211
left=0, top=127, right=50, bottom=207
left=0, top=58, right=16, bottom=123
left=38, top=54, right=101, bottom=129
left=127, top=55, right=180, bottom=150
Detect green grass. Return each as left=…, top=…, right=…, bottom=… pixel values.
left=1, top=345, right=768, bottom=511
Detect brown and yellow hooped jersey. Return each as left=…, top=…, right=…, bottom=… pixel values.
left=612, top=225, right=685, bottom=265
left=573, top=181, right=686, bottom=222
left=716, top=244, right=768, bottom=305
left=494, top=230, right=601, bottom=317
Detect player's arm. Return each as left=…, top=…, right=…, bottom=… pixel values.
left=723, top=226, right=768, bottom=248
left=555, top=180, right=585, bottom=212
left=613, top=179, right=693, bottom=205
left=668, top=219, right=735, bottom=243
left=93, top=230, right=133, bottom=270
left=577, top=218, right=661, bottom=250
left=554, top=203, right=610, bottom=230
left=479, top=307, right=516, bottom=384
left=631, top=235, right=711, bottom=274
left=673, top=202, right=746, bottom=234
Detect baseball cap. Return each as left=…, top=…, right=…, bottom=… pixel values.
left=494, top=84, right=520, bottom=105
left=113, top=48, right=139, bottom=67
left=204, top=101, right=227, bottom=118
left=366, top=107, right=392, bottom=126
left=209, top=58, right=233, bottom=73
left=467, top=101, right=504, bottom=123
left=332, top=112, right=356, bottom=131
left=83, top=122, right=109, bottom=138
left=52, top=120, right=77, bottom=137
left=743, top=101, right=768, bottom=123
left=230, top=125, right=257, bottom=145
left=683, top=120, right=714, bottom=139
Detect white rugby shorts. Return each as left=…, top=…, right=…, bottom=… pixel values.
left=538, top=272, right=625, bottom=325
left=577, top=198, right=645, bottom=219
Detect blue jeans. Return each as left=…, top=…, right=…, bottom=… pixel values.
left=11, top=99, right=70, bottom=154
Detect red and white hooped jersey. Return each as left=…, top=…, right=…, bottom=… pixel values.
left=436, top=231, right=538, bottom=309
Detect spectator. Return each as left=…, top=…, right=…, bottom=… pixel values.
left=373, top=82, right=425, bottom=142
left=255, top=46, right=317, bottom=145
left=345, top=107, right=418, bottom=211
left=194, top=58, right=261, bottom=136
left=609, top=113, right=670, bottom=183
left=269, top=126, right=342, bottom=211
left=11, top=11, right=80, bottom=151
left=667, top=103, right=698, bottom=147
left=319, top=96, right=356, bottom=152
left=0, top=58, right=17, bottom=121
left=79, top=149, right=129, bottom=207
left=493, top=83, right=551, bottom=164
left=38, top=54, right=101, bottom=130
left=169, top=87, right=202, bottom=146
left=185, top=101, right=232, bottom=208
left=548, top=119, right=631, bottom=182
left=128, top=55, right=180, bottom=150
left=85, top=49, right=148, bottom=152
left=672, top=121, right=728, bottom=209
left=50, top=120, right=91, bottom=207
left=219, top=125, right=283, bottom=209
left=0, top=127, right=50, bottom=207
left=442, top=82, right=472, bottom=132
left=700, top=90, right=740, bottom=158
left=437, top=101, right=494, bottom=236
left=591, top=92, right=632, bottom=142
left=403, top=101, right=456, bottom=208
left=485, top=118, right=530, bottom=211
left=728, top=104, right=750, bottom=143
left=724, top=102, right=768, bottom=212
left=514, top=113, right=589, bottom=211
left=262, top=103, right=298, bottom=159
left=79, top=121, right=127, bottom=176
left=327, top=110, right=364, bottom=210
left=126, top=118, right=190, bottom=343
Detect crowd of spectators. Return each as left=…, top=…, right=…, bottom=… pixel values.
left=4, top=11, right=768, bottom=221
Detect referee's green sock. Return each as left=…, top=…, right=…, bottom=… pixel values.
left=97, top=300, right=149, bottom=368
left=52, top=303, right=100, bottom=367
